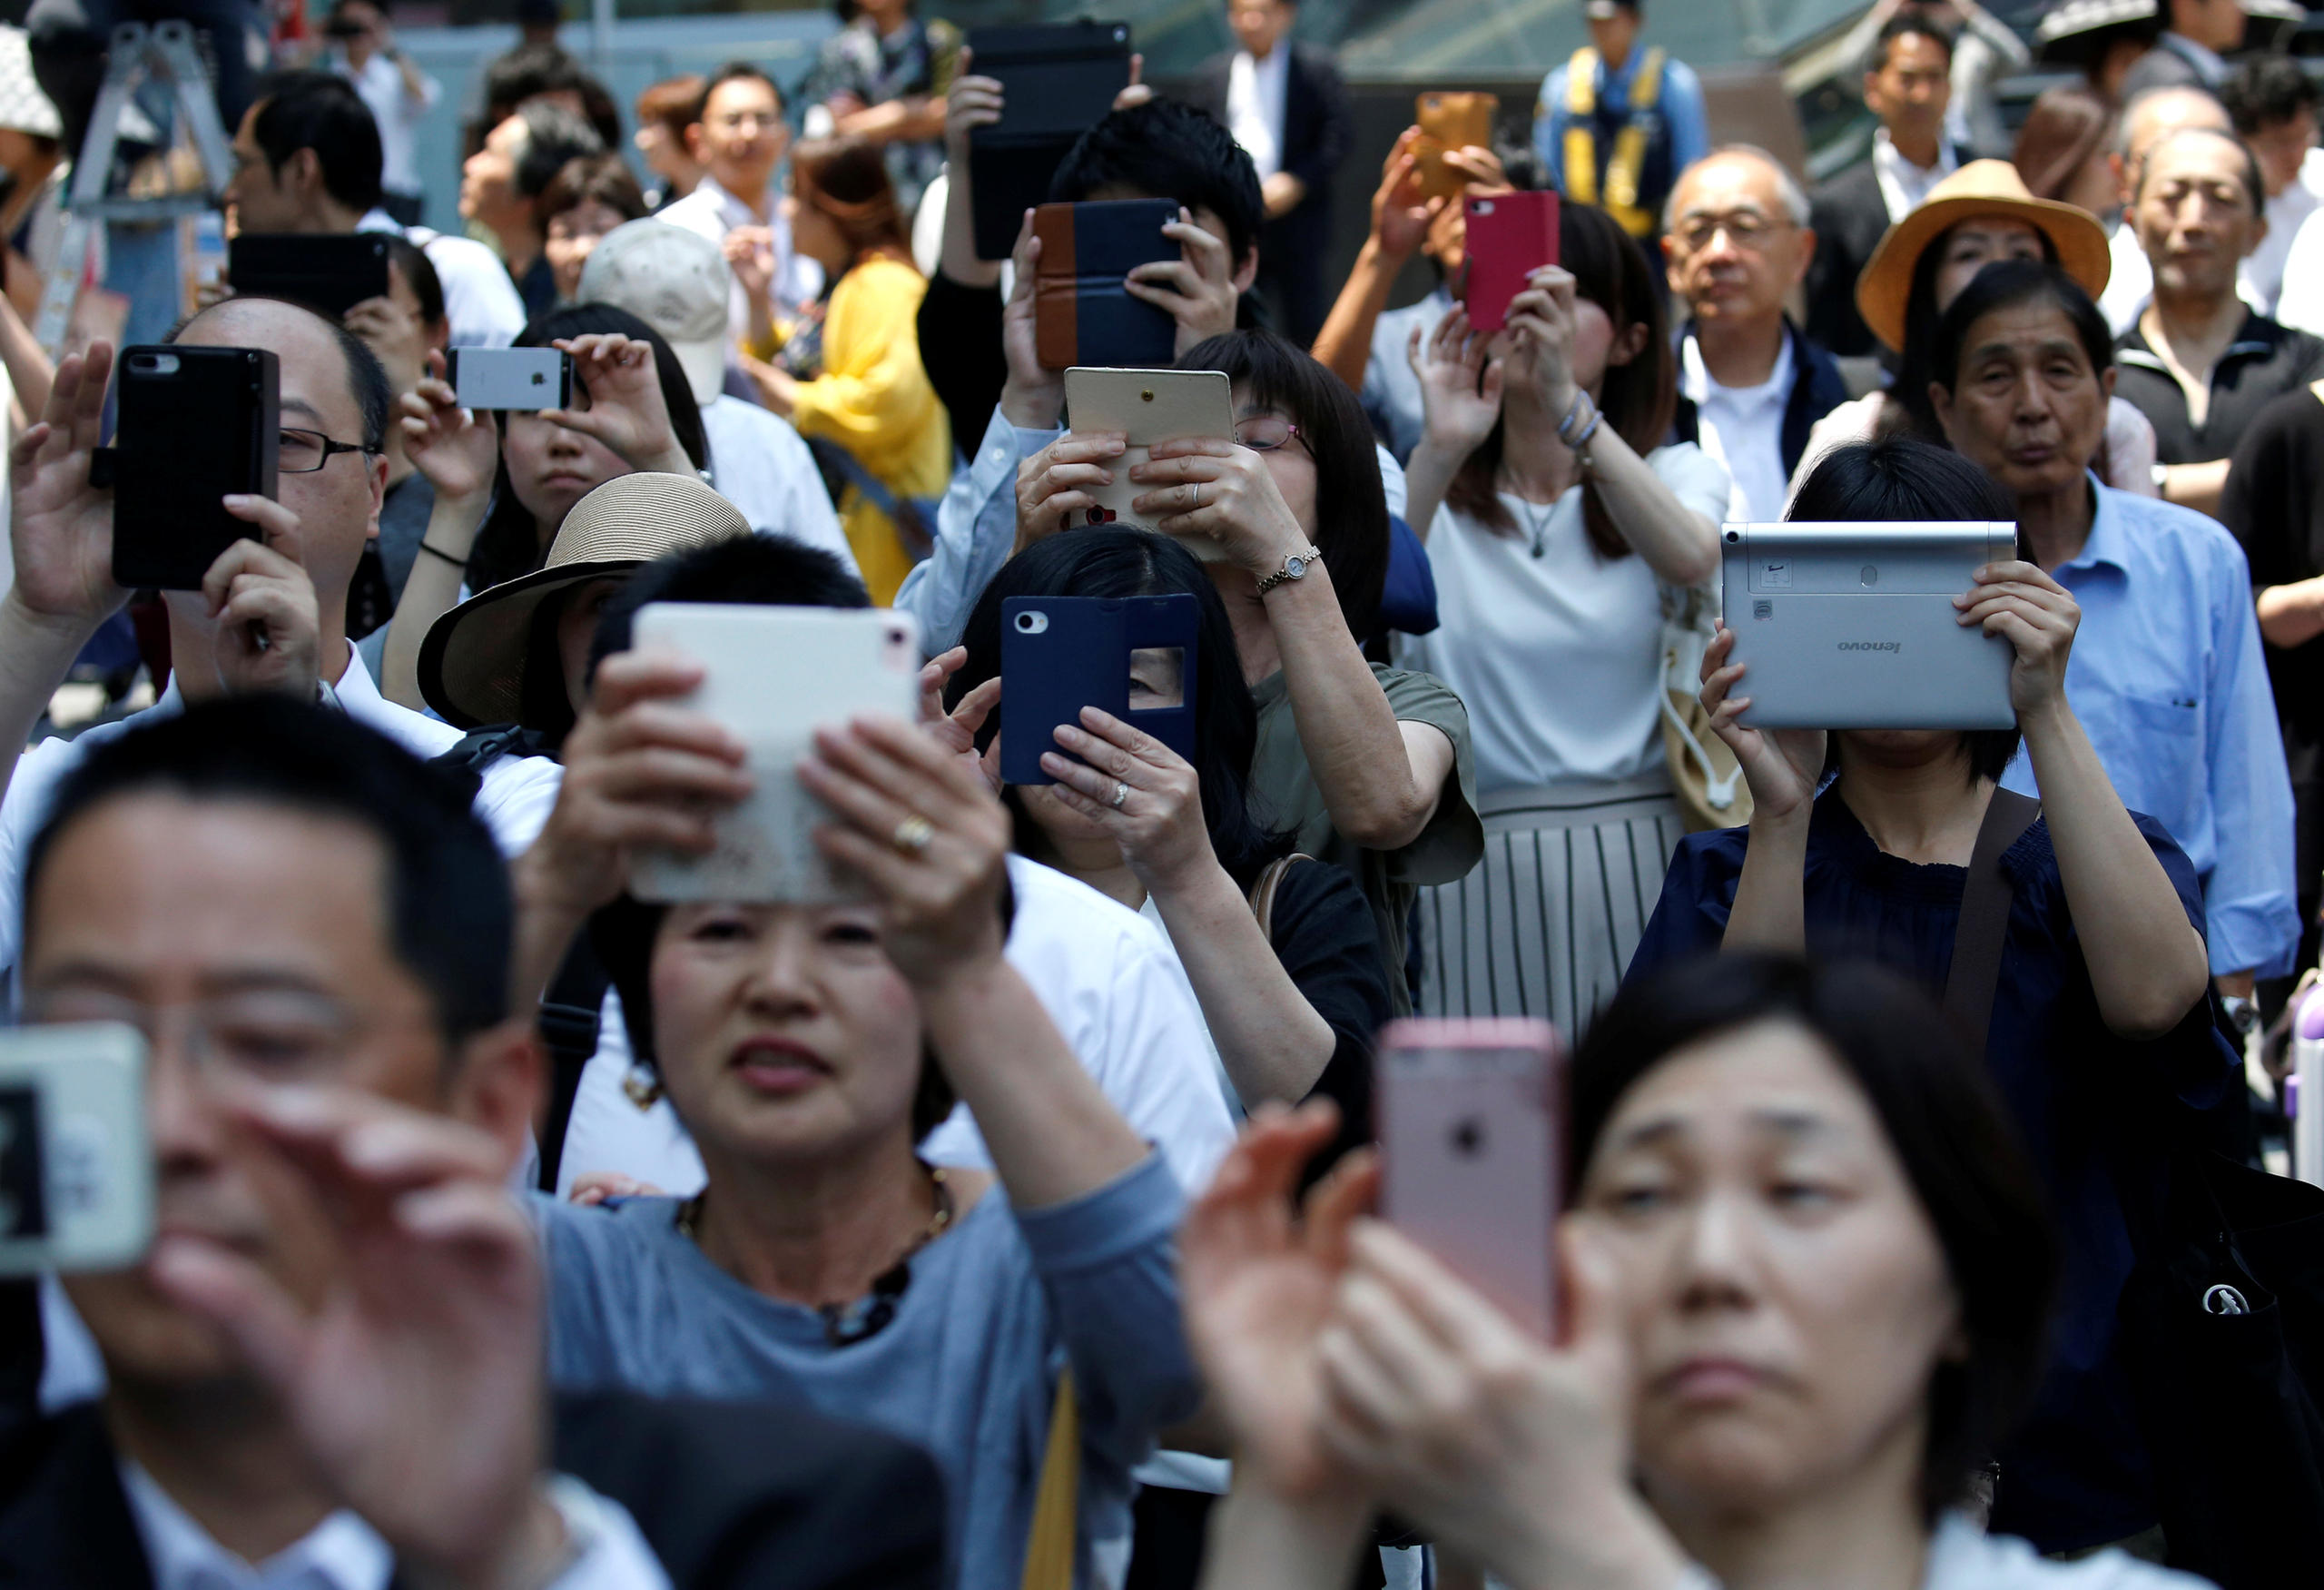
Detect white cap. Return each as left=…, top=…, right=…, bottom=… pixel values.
left=0, top=28, right=62, bottom=141
left=577, top=219, right=732, bottom=406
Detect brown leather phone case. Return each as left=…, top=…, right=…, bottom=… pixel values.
left=1413, top=92, right=1499, bottom=202
left=1032, top=199, right=1179, bottom=371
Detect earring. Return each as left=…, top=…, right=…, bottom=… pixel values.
left=622, top=1063, right=665, bottom=1110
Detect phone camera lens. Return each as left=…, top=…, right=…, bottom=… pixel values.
left=1017, top=613, right=1035, bottom=631
left=1724, top=529, right=1741, bottom=543
left=1449, top=1119, right=1485, bottom=1158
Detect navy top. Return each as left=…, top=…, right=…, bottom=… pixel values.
left=1627, top=790, right=2235, bottom=1555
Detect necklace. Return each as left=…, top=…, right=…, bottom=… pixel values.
left=1514, top=493, right=1559, bottom=559
left=677, top=1159, right=955, bottom=1348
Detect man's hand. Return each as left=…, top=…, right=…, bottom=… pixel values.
left=998, top=210, right=1063, bottom=428
left=942, top=64, right=1002, bottom=168
left=5, top=341, right=126, bottom=639
left=1126, top=208, right=1241, bottom=356
left=724, top=225, right=777, bottom=304
left=196, top=506, right=322, bottom=698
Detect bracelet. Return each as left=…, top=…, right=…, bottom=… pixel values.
left=418, top=540, right=468, bottom=568
left=1554, top=390, right=1598, bottom=448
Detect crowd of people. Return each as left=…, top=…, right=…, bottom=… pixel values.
left=0, top=0, right=2319, bottom=1587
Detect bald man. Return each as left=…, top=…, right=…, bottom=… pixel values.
left=1661, top=146, right=1847, bottom=520
left=2098, top=84, right=2240, bottom=332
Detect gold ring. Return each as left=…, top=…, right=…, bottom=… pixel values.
left=891, top=815, right=936, bottom=854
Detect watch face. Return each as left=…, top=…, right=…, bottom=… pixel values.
left=1285, top=555, right=1308, bottom=577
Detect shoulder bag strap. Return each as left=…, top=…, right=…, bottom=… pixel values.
left=1019, top=1368, right=1078, bottom=1590
left=535, top=940, right=613, bottom=1193
left=1943, top=787, right=2041, bottom=1060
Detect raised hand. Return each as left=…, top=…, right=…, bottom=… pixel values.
left=1371, top=129, right=1440, bottom=262
left=1134, top=437, right=1310, bottom=577
left=1126, top=207, right=1241, bottom=356
left=195, top=505, right=321, bottom=698
left=1410, top=303, right=1504, bottom=461
left=544, top=334, right=691, bottom=475
left=999, top=209, right=1062, bottom=428
left=916, top=645, right=1003, bottom=793
left=1040, top=706, right=1216, bottom=891
left=399, top=351, right=497, bottom=505
left=1014, top=430, right=1126, bottom=548
left=1504, top=265, right=1583, bottom=419
left=942, top=64, right=1002, bottom=166
left=6, top=341, right=126, bottom=636
left=1954, top=559, right=2079, bottom=718
left=723, top=225, right=777, bottom=304
left=1699, top=624, right=1825, bottom=823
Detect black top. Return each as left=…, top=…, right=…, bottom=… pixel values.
left=2220, top=380, right=2324, bottom=775
left=915, top=269, right=1008, bottom=463
left=1264, top=853, right=1394, bottom=1171
left=2112, top=311, right=2324, bottom=465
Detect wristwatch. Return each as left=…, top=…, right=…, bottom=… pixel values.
left=1256, top=544, right=1324, bottom=597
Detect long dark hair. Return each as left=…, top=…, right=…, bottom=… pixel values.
left=1574, top=953, right=2060, bottom=1522
left=1876, top=221, right=2062, bottom=447
left=948, top=528, right=1293, bottom=887
left=467, top=305, right=710, bottom=595
left=1447, top=200, right=1674, bottom=559
left=792, top=135, right=913, bottom=267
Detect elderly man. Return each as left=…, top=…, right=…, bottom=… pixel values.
left=2096, top=84, right=2236, bottom=333
left=1662, top=146, right=1846, bottom=521
left=458, top=97, right=602, bottom=319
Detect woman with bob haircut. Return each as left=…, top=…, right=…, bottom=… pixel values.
left=1177, top=953, right=2208, bottom=1589
left=1015, top=326, right=1484, bottom=1012
left=1630, top=436, right=2230, bottom=1555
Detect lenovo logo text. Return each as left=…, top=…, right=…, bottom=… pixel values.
left=1836, top=641, right=1902, bottom=653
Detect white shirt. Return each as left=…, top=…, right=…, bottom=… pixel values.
left=2243, top=147, right=2324, bottom=316
left=1680, top=330, right=1794, bottom=522
left=700, top=395, right=858, bottom=577
left=330, top=49, right=438, bottom=198
left=657, top=175, right=825, bottom=349
left=556, top=854, right=1238, bottom=1198
left=1399, top=444, right=1734, bottom=793
left=2101, top=213, right=2266, bottom=336
left=1225, top=45, right=1291, bottom=182
left=120, top=1454, right=674, bottom=1590
left=1871, top=127, right=1956, bottom=224
left=1915, top=1512, right=2211, bottom=1587
left=2265, top=197, right=2324, bottom=343
left=357, top=209, right=527, bottom=348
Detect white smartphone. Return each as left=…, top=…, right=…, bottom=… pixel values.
left=448, top=346, right=573, bottom=411
left=0, top=1022, right=153, bottom=1277
left=628, top=604, right=924, bottom=904
left=1061, top=367, right=1236, bottom=558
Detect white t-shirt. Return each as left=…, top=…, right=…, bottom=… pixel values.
left=331, top=48, right=438, bottom=199
left=657, top=176, right=825, bottom=347
left=357, top=210, right=527, bottom=348
left=1398, top=444, right=1731, bottom=794
left=555, top=854, right=1237, bottom=1198
left=1915, top=1513, right=2209, bottom=1588
left=701, top=395, right=858, bottom=578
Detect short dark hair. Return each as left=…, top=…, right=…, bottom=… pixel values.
left=1929, top=259, right=2114, bottom=400
left=1787, top=435, right=2022, bottom=783
left=1176, top=328, right=1390, bottom=638
left=167, top=296, right=393, bottom=454
left=481, top=42, right=584, bottom=125
left=2133, top=124, right=2266, bottom=216
left=949, top=528, right=1292, bottom=885
left=250, top=70, right=384, bottom=214
left=23, top=697, right=513, bottom=1042
left=1875, top=10, right=1956, bottom=72
left=695, top=61, right=784, bottom=123
left=511, top=100, right=604, bottom=202
left=538, top=152, right=648, bottom=231
left=2222, top=55, right=2318, bottom=136
left=1050, top=99, right=1265, bottom=271
left=383, top=233, right=445, bottom=329
left=1573, top=953, right=2060, bottom=1521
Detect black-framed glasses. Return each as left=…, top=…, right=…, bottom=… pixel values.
left=279, top=428, right=376, bottom=473
left=1235, top=416, right=1303, bottom=453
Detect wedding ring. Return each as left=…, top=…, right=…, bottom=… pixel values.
left=1110, top=781, right=1130, bottom=809
left=891, top=815, right=936, bottom=854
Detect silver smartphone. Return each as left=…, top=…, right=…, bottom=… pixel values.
left=1719, top=521, right=2020, bottom=730
left=0, top=1023, right=153, bottom=1276
left=447, top=346, right=572, bottom=411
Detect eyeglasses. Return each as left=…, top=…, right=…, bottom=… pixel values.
left=1673, top=211, right=1792, bottom=252
left=22, top=989, right=402, bottom=1085
left=1234, top=416, right=1303, bottom=453
left=279, top=428, right=376, bottom=473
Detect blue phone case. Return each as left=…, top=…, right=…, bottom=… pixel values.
left=1000, top=593, right=1200, bottom=785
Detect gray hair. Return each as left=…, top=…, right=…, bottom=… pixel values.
left=1662, top=143, right=1811, bottom=232
left=2113, top=84, right=2229, bottom=163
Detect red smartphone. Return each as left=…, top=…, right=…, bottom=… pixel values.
left=1461, top=189, right=1561, bottom=335
left=1375, top=1017, right=1563, bottom=1338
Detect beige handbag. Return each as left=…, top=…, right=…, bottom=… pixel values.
left=1659, top=581, right=1752, bottom=832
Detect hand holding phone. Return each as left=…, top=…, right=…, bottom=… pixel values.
left=999, top=592, right=1198, bottom=785
left=1414, top=92, right=1498, bottom=202
left=110, top=344, right=280, bottom=591
left=1462, top=190, right=1559, bottom=335
left=1060, top=367, right=1234, bottom=548
left=448, top=346, right=572, bottom=412
left=1033, top=201, right=1179, bottom=370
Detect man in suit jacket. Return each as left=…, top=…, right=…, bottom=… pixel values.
left=0, top=697, right=946, bottom=1589
left=1188, top=0, right=1353, bottom=345
left=2119, top=0, right=2245, bottom=100
left=1807, top=11, right=1969, bottom=357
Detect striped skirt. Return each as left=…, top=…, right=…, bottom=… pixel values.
left=1414, top=775, right=1685, bottom=1041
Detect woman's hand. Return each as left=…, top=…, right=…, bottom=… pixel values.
left=1133, top=438, right=1309, bottom=576
left=399, top=351, right=497, bottom=506
left=544, top=333, right=691, bottom=476
left=1410, top=304, right=1504, bottom=461
left=1955, top=558, right=2079, bottom=720
left=1699, top=625, right=1825, bottom=825
left=917, top=645, right=1003, bottom=794
left=567, top=1171, right=665, bottom=1206
left=1504, top=266, right=1582, bottom=420
left=1181, top=1101, right=1381, bottom=1500
left=1370, top=128, right=1440, bottom=262
left=998, top=209, right=1062, bottom=428
left=1125, top=207, right=1241, bottom=356
left=942, top=67, right=1002, bottom=166
left=800, top=715, right=1013, bottom=987
left=1014, top=430, right=1125, bottom=549
left=1040, top=706, right=1218, bottom=892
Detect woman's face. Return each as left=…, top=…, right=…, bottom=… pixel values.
left=1012, top=646, right=1188, bottom=850
left=545, top=200, right=632, bottom=304
left=782, top=185, right=849, bottom=272
left=1564, top=292, right=1625, bottom=399
left=647, top=902, right=924, bottom=1162
left=1229, top=381, right=1318, bottom=539
left=1574, top=1019, right=1963, bottom=1519
left=553, top=577, right=626, bottom=715
left=501, top=381, right=634, bottom=540
left=1931, top=217, right=2045, bottom=314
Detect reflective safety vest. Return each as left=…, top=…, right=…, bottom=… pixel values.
left=1554, top=44, right=1669, bottom=239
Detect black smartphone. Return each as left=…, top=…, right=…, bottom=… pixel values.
left=228, top=232, right=391, bottom=319
left=111, top=346, right=281, bottom=591
left=965, top=21, right=1133, bottom=262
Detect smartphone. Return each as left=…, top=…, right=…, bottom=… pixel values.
left=227, top=232, right=390, bottom=320
left=966, top=21, right=1135, bottom=261
left=1413, top=92, right=1498, bottom=203
left=1032, top=199, right=1179, bottom=370
left=999, top=592, right=1200, bottom=785
left=0, top=1023, right=153, bottom=1277
left=627, top=604, right=923, bottom=905
left=448, top=346, right=573, bottom=411
left=1376, top=1017, right=1562, bottom=1338
left=1462, top=190, right=1561, bottom=335
left=1059, top=367, right=1236, bottom=556
left=111, top=344, right=280, bottom=591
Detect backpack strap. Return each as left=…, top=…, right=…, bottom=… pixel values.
left=1944, top=787, right=2041, bottom=1059
left=535, top=939, right=613, bottom=1193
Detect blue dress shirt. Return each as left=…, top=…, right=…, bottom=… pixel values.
left=1996, top=479, right=2299, bottom=978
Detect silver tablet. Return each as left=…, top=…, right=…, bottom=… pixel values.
left=1719, top=521, right=2020, bottom=730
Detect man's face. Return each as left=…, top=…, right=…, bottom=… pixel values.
left=689, top=78, right=787, bottom=200
left=1932, top=298, right=2113, bottom=502
left=224, top=101, right=304, bottom=235
left=2135, top=130, right=2264, bottom=301
left=2245, top=108, right=2315, bottom=200
left=2180, top=0, right=2248, bottom=53
left=1228, top=0, right=1294, bottom=58
left=1865, top=32, right=1951, bottom=148
left=1663, top=154, right=1811, bottom=328
left=460, top=116, right=528, bottom=234
left=332, top=0, right=382, bottom=58
left=40, top=795, right=454, bottom=1389
left=1586, top=7, right=1640, bottom=67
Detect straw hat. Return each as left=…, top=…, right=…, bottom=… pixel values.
left=1855, top=160, right=2112, bottom=355
left=419, top=473, right=749, bottom=729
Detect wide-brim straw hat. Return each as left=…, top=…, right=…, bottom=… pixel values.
left=1856, top=159, right=2112, bottom=355
left=419, top=472, right=749, bottom=730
